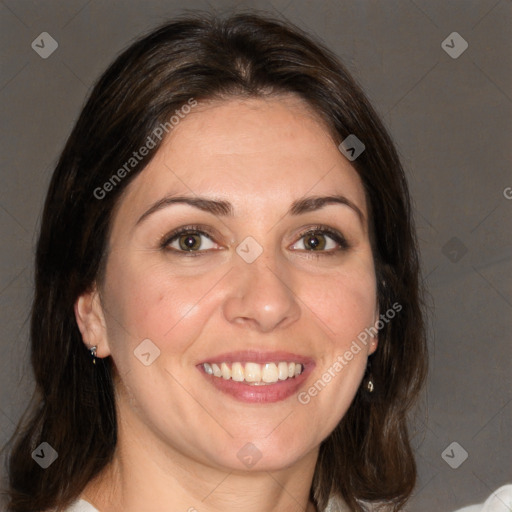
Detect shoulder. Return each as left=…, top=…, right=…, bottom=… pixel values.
left=324, top=484, right=512, bottom=512
left=56, top=499, right=100, bottom=512
left=452, top=484, right=512, bottom=512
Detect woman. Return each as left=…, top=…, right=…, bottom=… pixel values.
left=5, top=12, right=428, bottom=512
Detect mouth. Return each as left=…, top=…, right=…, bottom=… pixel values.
left=197, top=351, right=314, bottom=403
left=203, top=361, right=304, bottom=385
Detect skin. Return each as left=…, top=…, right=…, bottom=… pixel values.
left=75, top=95, right=378, bottom=512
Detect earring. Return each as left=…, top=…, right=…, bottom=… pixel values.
left=364, top=360, right=374, bottom=393
left=90, top=346, right=97, bottom=365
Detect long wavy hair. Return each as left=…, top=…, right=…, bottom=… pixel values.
left=2, top=11, right=427, bottom=512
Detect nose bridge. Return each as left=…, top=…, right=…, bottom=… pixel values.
left=222, top=247, right=300, bottom=332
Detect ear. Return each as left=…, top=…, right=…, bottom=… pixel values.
left=74, top=286, right=111, bottom=358
left=369, top=306, right=379, bottom=356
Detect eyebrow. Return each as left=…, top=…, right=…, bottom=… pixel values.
left=290, top=195, right=365, bottom=224
left=136, top=196, right=233, bottom=225
left=136, top=194, right=364, bottom=225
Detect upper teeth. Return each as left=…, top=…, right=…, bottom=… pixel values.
left=203, top=361, right=303, bottom=384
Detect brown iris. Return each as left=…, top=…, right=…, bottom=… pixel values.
left=303, top=233, right=326, bottom=250
left=179, top=233, right=202, bottom=251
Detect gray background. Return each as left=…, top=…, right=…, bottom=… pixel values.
left=0, top=1, right=510, bottom=511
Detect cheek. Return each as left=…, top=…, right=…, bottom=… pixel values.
left=294, top=260, right=376, bottom=432
left=102, top=256, right=224, bottom=363
left=301, top=260, right=377, bottom=345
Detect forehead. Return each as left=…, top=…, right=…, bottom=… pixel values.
left=114, top=95, right=368, bottom=224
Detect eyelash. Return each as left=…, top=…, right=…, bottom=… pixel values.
left=160, top=224, right=349, bottom=256
left=295, top=225, right=350, bottom=255
left=160, top=225, right=216, bottom=257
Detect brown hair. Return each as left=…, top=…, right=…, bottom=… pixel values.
left=2, top=11, right=427, bottom=512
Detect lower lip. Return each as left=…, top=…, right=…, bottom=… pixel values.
left=198, top=365, right=313, bottom=403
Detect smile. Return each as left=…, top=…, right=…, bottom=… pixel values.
left=198, top=351, right=314, bottom=403
left=203, top=361, right=304, bottom=385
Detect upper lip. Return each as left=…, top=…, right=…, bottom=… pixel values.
left=197, top=350, right=314, bottom=366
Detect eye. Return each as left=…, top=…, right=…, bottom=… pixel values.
left=163, top=227, right=220, bottom=253
left=290, top=227, right=348, bottom=253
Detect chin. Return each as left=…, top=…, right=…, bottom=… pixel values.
left=213, top=433, right=317, bottom=474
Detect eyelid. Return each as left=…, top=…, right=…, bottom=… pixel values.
left=290, top=225, right=350, bottom=252
left=160, top=224, right=349, bottom=256
left=160, top=225, right=223, bottom=254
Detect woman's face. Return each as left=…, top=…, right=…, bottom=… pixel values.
left=79, top=95, right=378, bottom=472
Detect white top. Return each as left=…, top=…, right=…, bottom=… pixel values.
left=453, top=485, right=512, bottom=512
left=64, top=500, right=99, bottom=512
left=63, top=485, right=512, bottom=512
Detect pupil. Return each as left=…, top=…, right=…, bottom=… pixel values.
left=306, top=234, right=325, bottom=250
left=180, top=234, right=200, bottom=251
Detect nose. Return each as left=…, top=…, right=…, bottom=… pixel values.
left=222, top=255, right=301, bottom=333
